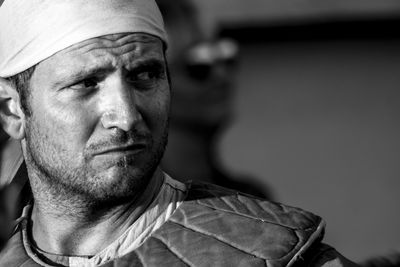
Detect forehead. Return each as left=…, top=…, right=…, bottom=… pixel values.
left=33, top=33, right=165, bottom=81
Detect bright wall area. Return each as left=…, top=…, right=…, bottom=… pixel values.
left=220, top=39, right=400, bottom=262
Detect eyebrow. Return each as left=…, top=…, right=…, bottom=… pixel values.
left=128, top=58, right=166, bottom=73
left=52, top=61, right=114, bottom=88
left=52, top=57, right=166, bottom=88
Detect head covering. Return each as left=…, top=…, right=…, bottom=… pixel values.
left=0, top=0, right=167, bottom=78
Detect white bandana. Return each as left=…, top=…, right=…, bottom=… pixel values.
left=0, top=0, right=167, bottom=78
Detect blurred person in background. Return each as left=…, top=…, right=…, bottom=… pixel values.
left=157, top=0, right=272, bottom=199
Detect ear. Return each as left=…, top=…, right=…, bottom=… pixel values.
left=0, top=78, right=25, bottom=140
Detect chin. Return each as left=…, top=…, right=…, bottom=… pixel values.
left=83, top=166, right=153, bottom=205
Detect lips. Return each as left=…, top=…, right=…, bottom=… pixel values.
left=93, top=143, right=147, bottom=156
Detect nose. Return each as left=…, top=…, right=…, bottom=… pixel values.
left=100, top=78, right=141, bottom=132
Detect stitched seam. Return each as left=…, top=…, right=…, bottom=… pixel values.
left=194, top=200, right=311, bottom=230
left=150, top=236, right=191, bottom=267
left=286, top=219, right=326, bottom=267
left=236, top=194, right=281, bottom=222
left=265, top=231, right=301, bottom=262
left=165, top=180, right=187, bottom=194
left=168, top=220, right=267, bottom=260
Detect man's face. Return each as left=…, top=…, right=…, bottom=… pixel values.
left=23, top=33, right=170, bottom=203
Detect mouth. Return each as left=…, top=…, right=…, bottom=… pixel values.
left=93, top=144, right=147, bottom=157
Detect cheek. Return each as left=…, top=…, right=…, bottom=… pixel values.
left=141, top=89, right=170, bottom=131
left=33, top=97, right=97, bottom=147
left=154, top=89, right=170, bottom=121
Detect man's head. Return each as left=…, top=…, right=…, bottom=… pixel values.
left=0, top=0, right=170, bottom=206
left=156, top=0, right=238, bottom=131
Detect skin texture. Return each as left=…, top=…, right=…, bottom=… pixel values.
left=20, top=33, right=170, bottom=254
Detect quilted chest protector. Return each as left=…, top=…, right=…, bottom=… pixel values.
left=0, top=183, right=325, bottom=267
left=106, top=183, right=325, bottom=267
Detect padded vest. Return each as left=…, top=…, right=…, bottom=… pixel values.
left=0, top=182, right=326, bottom=267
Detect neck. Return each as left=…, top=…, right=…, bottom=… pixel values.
left=30, top=168, right=164, bottom=256
left=162, top=125, right=220, bottom=183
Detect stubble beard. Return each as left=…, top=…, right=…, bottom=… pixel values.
left=24, top=118, right=169, bottom=213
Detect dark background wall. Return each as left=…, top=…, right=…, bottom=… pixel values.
left=190, top=1, right=400, bottom=261
left=219, top=35, right=400, bottom=261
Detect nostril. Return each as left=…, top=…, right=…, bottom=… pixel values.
left=100, top=107, right=141, bottom=132
left=101, top=111, right=117, bottom=129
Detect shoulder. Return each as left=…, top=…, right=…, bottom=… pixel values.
left=184, top=181, right=324, bottom=232
left=133, top=182, right=327, bottom=266
left=105, top=182, right=358, bottom=266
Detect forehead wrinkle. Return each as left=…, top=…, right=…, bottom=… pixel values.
left=70, top=35, right=163, bottom=68
left=65, top=33, right=162, bottom=56
left=82, top=46, right=163, bottom=75
left=34, top=34, right=164, bottom=85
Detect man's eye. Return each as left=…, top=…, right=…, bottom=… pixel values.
left=127, top=69, right=165, bottom=90
left=68, top=78, right=98, bottom=91
left=131, top=71, right=159, bottom=82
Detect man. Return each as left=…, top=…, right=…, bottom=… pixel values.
left=158, top=0, right=272, bottom=198
left=0, top=0, right=358, bottom=266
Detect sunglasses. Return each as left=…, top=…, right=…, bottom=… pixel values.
left=184, top=39, right=239, bottom=81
